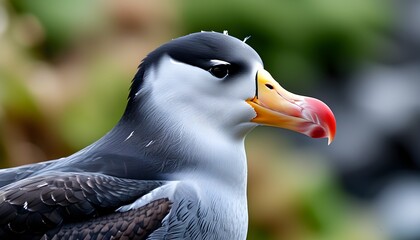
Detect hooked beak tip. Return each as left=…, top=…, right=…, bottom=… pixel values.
left=248, top=69, right=336, bottom=144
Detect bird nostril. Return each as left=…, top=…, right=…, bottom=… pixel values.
left=265, top=84, right=274, bottom=90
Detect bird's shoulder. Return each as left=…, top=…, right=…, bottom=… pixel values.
left=0, top=161, right=54, bottom=188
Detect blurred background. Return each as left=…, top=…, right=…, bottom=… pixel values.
left=0, top=0, right=418, bottom=239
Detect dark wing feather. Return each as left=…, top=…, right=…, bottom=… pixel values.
left=0, top=162, right=53, bottom=188
left=0, top=172, right=164, bottom=238
left=43, top=198, right=172, bottom=240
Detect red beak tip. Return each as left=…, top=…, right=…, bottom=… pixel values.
left=304, top=97, right=336, bottom=145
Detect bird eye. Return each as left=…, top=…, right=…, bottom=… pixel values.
left=209, top=64, right=230, bottom=79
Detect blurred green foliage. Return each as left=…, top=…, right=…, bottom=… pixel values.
left=246, top=129, right=382, bottom=240
left=0, top=0, right=389, bottom=239
left=11, top=0, right=106, bottom=55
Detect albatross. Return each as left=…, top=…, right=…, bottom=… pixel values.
left=0, top=32, right=336, bottom=239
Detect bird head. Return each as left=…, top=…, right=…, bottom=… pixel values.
left=125, top=32, right=336, bottom=144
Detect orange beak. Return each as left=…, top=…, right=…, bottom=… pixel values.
left=246, top=69, right=336, bottom=144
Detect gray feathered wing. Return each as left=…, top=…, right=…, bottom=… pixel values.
left=0, top=170, right=171, bottom=239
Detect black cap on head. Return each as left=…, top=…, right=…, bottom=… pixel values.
left=128, top=32, right=261, bottom=102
